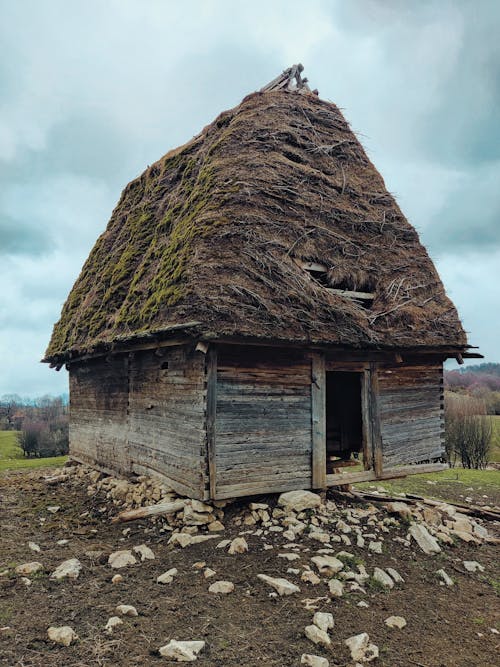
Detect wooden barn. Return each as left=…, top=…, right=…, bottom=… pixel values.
left=44, top=66, right=478, bottom=501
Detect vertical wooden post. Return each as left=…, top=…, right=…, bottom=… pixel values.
left=369, top=362, right=383, bottom=477
left=311, top=352, right=326, bottom=489
left=361, top=368, right=372, bottom=471
left=206, top=347, right=217, bottom=500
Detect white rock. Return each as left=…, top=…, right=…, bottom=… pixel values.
left=336, top=520, right=352, bottom=534
left=191, top=499, right=212, bottom=513
left=47, top=625, right=78, bottom=646
left=357, top=600, right=369, bottom=608
left=116, top=604, right=138, bottom=617
left=313, top=612, right=334, bottom=633
left=257, top=574, right=300, bottom=596
left=328, top=578, right=344, bottom=597
left=15, top=562, right=43, bottom=576
left=159, top=639, right=205, bottom=661
left=301, top=654, right=329, bottom=667
left=133, top=544, right=155, bottom=561
left=301, top=570, right=321, bottom=585
left=51, top=558, right=82, bottom=580
left=108, top=550, right=137, bottom=569
left=304, top=624, right=331, bottom=647
left=28, top=542, right=41, bottom=553
left=345, top=632, right=379, bottom=662
left=228, top=537, right=248, bottom=554
left=436, top=569, right=454, bottom=586
left=208, top=580, right=234, bottom=594
left=463, top=560, right=485, bottom=573
left=278, top=553, right=301, bottom=561
left=204, top=568, right=216, bottom=578
left=112, top=574, right=123, bottom=584
left=368, top=541, right=382, bottom=554
left=57, top=539, right=69, bottom=546
left=208, top=521, right=225, bottom=532
left=216, top=539, right=231, bottom=549
left=385, top=615, right=407, bottom=629
left=157, top=568, right=178, bottom=584
left=408, top=524, right=441, bottom=555
left=385, top=501, right=412, bottom=520
left=278, top=490, right=321, bottom=513
left=311, top=555, right=344, bottom=576
left=373, top=567, right=394, bottom=589
left=105, top=616, right=123, bottom=633
left=47, top=506, right=60, bottom=514
left=21, top=577, right=31, bottom=586
left=386, top=567, right=404, bottom=584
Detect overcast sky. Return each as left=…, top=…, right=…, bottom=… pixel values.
left=1, top=0, right=499, bottom=397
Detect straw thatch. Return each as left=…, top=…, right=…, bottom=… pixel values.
left=45, top=87, right=467, bottom=362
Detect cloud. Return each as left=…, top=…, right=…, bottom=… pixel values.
left=0, top=0, right=498, bottom=395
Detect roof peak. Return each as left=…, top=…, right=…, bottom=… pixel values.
left=260, top=63, right=319, bottom=96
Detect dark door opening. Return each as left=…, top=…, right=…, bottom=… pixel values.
left=326, top=371, right=364, bottom=473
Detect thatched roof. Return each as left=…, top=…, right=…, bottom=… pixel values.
left=45, top=79, right=468, bottom=363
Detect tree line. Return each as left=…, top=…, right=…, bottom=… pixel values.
left=0, top=394, right=69, bottom=458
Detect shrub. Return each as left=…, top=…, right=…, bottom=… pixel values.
left=445, top=393, right=492, bottom=469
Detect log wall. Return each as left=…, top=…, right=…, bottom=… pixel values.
left=378, top=363, right=445, bottom=467
left=213, top=346, right=312, bottom=499
left=69, top=356, right=129, bottom=475
left=128, top=347, right=207, bottom=498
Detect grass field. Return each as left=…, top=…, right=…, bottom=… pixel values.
left=0, top=430, right=67, bottom=472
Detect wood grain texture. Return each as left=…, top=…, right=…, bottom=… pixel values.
left=378, top=363, right=445, bottom=467
left=311, top=352, right=326, bottom=488
left=214, top=345, right=312, bottom=498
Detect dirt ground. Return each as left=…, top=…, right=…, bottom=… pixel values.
left=0, top=468, right=499, bottom=667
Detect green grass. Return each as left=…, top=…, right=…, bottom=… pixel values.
left=356, top=467, right=500, bottom=503
left=0, top=430, right=67, bottom=472
left=491, top=415, right=500, bottom=462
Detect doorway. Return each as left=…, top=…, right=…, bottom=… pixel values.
left=325, top=371, right=364, bottom=474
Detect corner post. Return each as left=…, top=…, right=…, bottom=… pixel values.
left=206, top=346, right=217, bottom=499
left=311, top=352, right=326, bottom=488
left=369, top=362, right=383, bottom=477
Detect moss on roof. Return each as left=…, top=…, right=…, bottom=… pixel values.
left=45, top=89, right=467, bottom=361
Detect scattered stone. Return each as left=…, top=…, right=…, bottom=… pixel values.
left=311, top=555, right=344, bottom=576
left=208, top=521, right=225, bottom=532
left=304, top=624, right=331, bottom=647
left=192, top=561, right=206, bottom=570
left=386, top=567, right=404, bottom=584
left=28, top=542, right=41, bottom=553
left=159, top=639, right=205, bottom=661
left=15, top=562, right=43, bottom=576
left=21, top=577, right=31, bottom=586
left=301, top=654, right=329, bottom=667
left=228, top=537, right=248, bottom=554
left=216, top=539, right=231, bottom=549
left=47, top=506, right=61, bottom=513
left=57, top=539, right=69, bottom=546
left=50, top=558, right=82, bottom=580
left=385, top=615, right=407, bottom=629
left=204, top=568, right=216, bottom=579
left=278, top=490, right=321, bottom=513
left=313, top=612, right=334, bottom=633
left=105, top=616, right=123, bottom=633
left=47, top=625, right=78, bottom=646
left=463, top=561, right=485, bottom=573
left=108, top=550, right=137, bottom=569
left=278, top=552, right=301, bottom=561
left=208, top=580, right=234, bottom=594
left=436, top=569, right=454, bottom=586
left=373, top=567, right=394, bottom=589
left=111, top=574, right=123, bottom=584
left=345, top=632, right=379, bottom=663
left=368, top=541, right=382, bottom=554
left=328, top=578, right=344, bottom=597
left=385, top=501, right=412, bottom=520
left=409, top=523, right=441, bottom=555
left=357, top=600, right=369, bottom=608
left=301, top=570, right=321, bottom=585
left=116, top=604, right=138, bottom=617
left=157, top=568, right=178, bottom=584
left=257, top=574, right=300, bottom=596
left=133, top=544, right=155, bottom=561
left=336, top=520, right=351, bottom=534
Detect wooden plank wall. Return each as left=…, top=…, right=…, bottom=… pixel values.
left=214, top=346, right=312, bottom=499
left=378, top=363, right=445, bottom=467
left=69, top=356, right=129, bottom=474
left=128, top=347, right=207, bottom=498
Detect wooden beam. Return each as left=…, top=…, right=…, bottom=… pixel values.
left=206, top=347, right=218, bottom=500
left=326, top=462, right=449, bottom=486
left=369, top=362, right=383, bottom=477
left=456, top=353, right=464, bottom=365
left=327, top=289, right=374, bottom=300
left=311, top=352, right=326, bottom=489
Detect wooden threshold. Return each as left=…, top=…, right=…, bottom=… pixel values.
left=326, top=462, right=449, bottom=486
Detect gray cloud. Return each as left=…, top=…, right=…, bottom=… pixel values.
left=0, top=0, right=498, bottom=395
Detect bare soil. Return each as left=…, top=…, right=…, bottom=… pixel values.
left=0, top=468, right=499, bottom=667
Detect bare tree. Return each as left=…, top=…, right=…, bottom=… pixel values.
left=445, top=393, right=492, bottom=469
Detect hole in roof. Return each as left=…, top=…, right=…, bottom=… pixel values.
left=160, top=361, right=169, bottom=370
left=298, top=261, right=375, bottom=309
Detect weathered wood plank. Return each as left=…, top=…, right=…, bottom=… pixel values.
left=206, top=347, right=217, bottom=500
left=326, top=462, right=448, bottom=486
left=311, top=352, right=326, bottom=489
